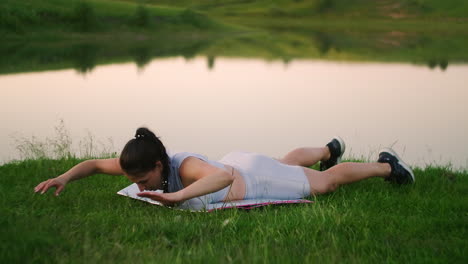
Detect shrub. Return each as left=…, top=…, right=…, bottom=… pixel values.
left=134, top=5, right=150, bottom=27
left=316, top=0, right=334, bottom=13
left=269, top=6, right=289, bottom=16
left=71, top=1, right=97, bottom=32
left=0, top=11, right=24, bottom=33
left=180, top=8, right=208, bottom=28
left=407, top=0, right=432, bottom=12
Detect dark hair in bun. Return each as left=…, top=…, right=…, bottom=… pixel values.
left=119, top=127, right=169, bottom=192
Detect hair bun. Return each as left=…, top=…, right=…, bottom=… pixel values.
left=135, top=127, right=157, bottom=142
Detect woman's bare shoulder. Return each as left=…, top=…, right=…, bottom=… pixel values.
left=179, top=157, right=220, bottom=181
left=94, top=158, right=124, bottom=175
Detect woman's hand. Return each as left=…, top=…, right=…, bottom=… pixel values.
left=34, top=177, right=67, bottom=196
left=137, top=191, right=184, bottom=206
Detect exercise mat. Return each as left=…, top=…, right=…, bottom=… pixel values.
left=117, top=183, right=312, bottom=212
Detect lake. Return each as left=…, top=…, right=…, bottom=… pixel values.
left=1, top=56, right=467, bottom=169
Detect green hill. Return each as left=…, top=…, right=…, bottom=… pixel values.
left=121, top=0, right=468, bottom=19
left=0, top=0, right=223, bottom=36
left=2, top=0, right=467, bottom=36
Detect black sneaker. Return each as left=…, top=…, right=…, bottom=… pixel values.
left=320, top=136, right=346, bottom=171
left=378, top=148, right=415, bottom=184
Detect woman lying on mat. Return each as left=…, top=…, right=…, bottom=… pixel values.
left=34, top=127, right=415, bottom=207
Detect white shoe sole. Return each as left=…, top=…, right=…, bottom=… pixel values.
left=380, top=148, right=415, bottom=183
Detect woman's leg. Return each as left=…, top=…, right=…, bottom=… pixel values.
left=303, top=147, right=416, bottom=195
left=279, top=137, right=345, bottom=169
left=279, top=147, right=330, bottom=167
left=303, top=162, right=392, bottom=194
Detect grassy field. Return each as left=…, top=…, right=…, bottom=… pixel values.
left=0, top=0, right=228, bottom=36
left=2, top=0, right=467, bottom=37
left=120, top=0, right=468, bottom=19
left=1, top=157, right=467, bottom=263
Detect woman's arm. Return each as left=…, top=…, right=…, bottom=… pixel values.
left=178, top=167, right=234, bottom=202
left=34, top=158, right=123, bottom=196
left=138, top=157, right=234, bottom=205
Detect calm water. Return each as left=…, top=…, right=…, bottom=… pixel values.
left=1, top=57, right=467, bottom=169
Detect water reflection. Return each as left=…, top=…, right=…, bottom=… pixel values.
left=314, top=32, right=334, bottom=55
left=72, top=43, right=98, bottom=74
left=131, top=45, right=152, bottom=71
left=1, top=29, right=466, bottom=75
left=1, top=57, right=467, bottom=169
left=207, top=55, right=216, bottom=70
left=428, top=59, right=449, bottom=71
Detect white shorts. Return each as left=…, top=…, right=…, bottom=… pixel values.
left=219, top=151, right=311, bottom=200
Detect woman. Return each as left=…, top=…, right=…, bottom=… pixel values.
left=34, top=127, right=415, bottom=208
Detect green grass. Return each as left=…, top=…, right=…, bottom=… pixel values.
left=0, top=0, right=226, bottom=35
left=1, top=157, right=467, bottom=263
left=118, top=0, right=468, bottom=18
left=2, top=0, right=467, bottom=37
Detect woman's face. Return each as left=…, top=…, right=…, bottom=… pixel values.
left=125, top=161, right=163, bottom=191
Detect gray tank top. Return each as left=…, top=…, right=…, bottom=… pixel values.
left=167, top=152, right=230, bottom=202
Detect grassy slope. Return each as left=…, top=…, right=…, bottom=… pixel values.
left=1, top=157, right=467, bottom=263
left=120, top=0, right=468, bottom=18
left=2, top=0, right=467, bottom=36
left=0, top=0, right=226, bottom=36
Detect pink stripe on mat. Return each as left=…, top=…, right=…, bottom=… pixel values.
left=207, top=199, right=313, bottom=212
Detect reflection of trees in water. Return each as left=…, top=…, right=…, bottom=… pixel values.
left=181, top=40, right=211, bottom=61
left=282, top=57, right=292, bottom=65
left=427, top=59, right=449, bottom=71
left=440, top=60, right=448, bottom=70
left=71, top=44, right=98, bottom=74
left=410, top=35, right=449, bottom=71
left=67, top=37, right=215, bottom=73
left=131, top=45, right=152, bottom=71
left=207, top=55, right=215, bottom=70
left=313, top=32, right=334, bottom=55
left=133, top=39, right=215, bottom=69
left=2, top=30, right=465, bottom=75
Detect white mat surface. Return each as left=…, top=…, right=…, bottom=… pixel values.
left=117, top=183, right=312, bottom=212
